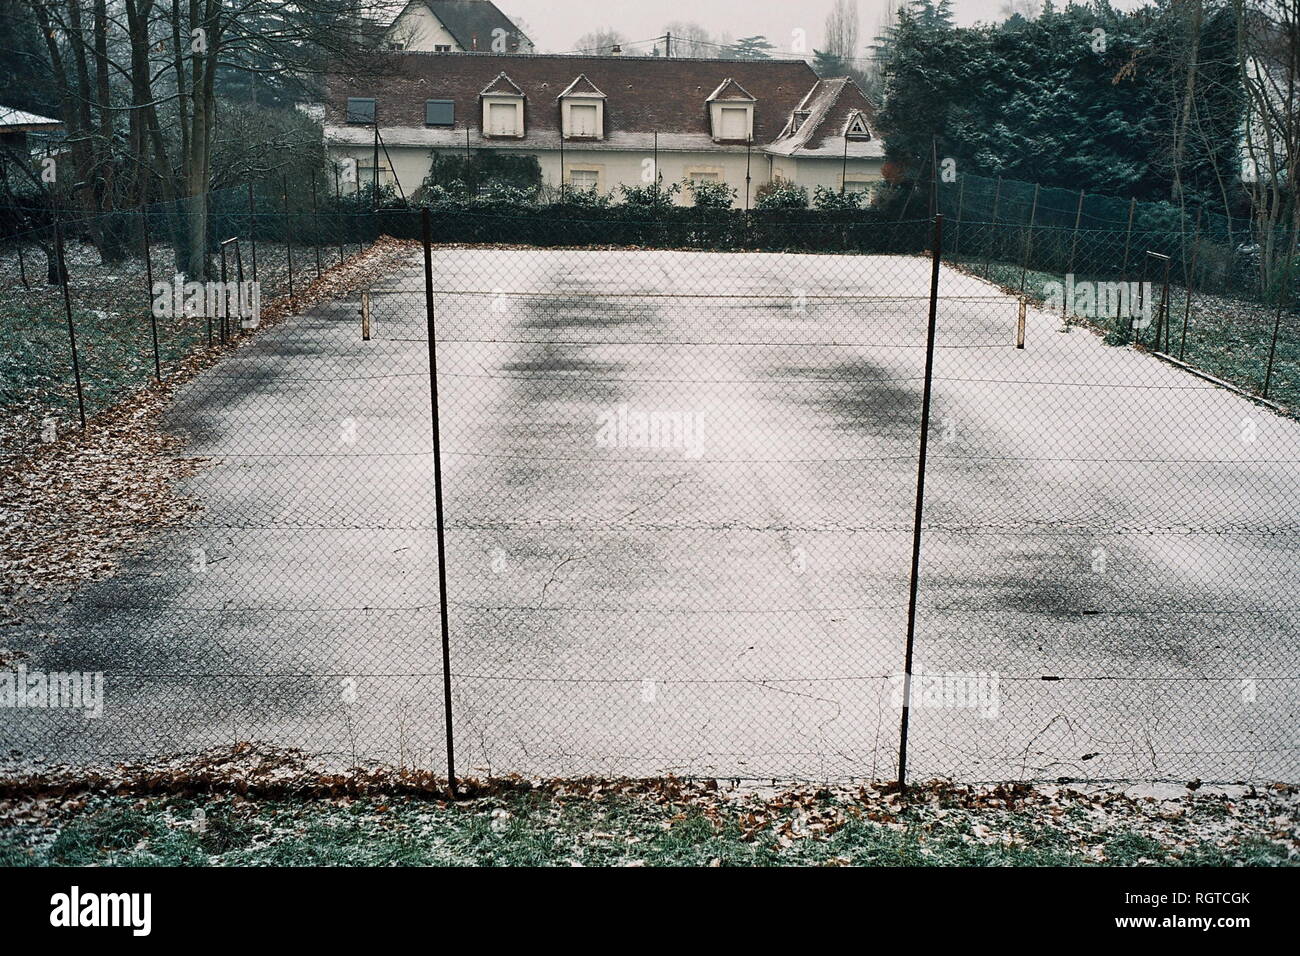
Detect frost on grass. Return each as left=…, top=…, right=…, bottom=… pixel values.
left=0, top=743, right=1295, bottom=866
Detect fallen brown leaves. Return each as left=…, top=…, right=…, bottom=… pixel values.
left=0, top=237, right=418, bottom=628
left=1, top=742, right=1295, bottom=863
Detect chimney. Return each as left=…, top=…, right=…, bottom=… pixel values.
left=471, top=33, right=478, bottom=51
left=611, top=44, right=622, bottom=55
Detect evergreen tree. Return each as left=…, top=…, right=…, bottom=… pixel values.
left=729, top=36, right=775, bottom=59
left=877, top=1, right=1243, bottom=210
left=812, top=49, right=850, bottom=77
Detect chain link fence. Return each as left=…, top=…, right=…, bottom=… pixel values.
left=2, top=201, right=1298, bottom=785
left=938, top=173, right=1299, bottom=412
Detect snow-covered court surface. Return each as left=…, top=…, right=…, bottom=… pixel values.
left=8, top=248, right=1300, bottom=783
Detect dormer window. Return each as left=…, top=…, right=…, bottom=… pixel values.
left=707, top=78, right=755, bottom=143
left=845, top=110, right=872, bottom=140
left=425, top=99, right=455, bottom=127
left=792, top=110, right=811, bottom=133
left=559, top=74, right=606, bottom=140
left=480, top=72, right=525, bottom=138
left=346, top=97, right=376, bottom=124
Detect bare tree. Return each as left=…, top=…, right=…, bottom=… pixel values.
left=825, top=0, right=860, bottom=63
left=864, top=0, right=898, bottom=94
left=663, top=20, right=720, bottom=58
left=1235, top=0, right=1300, bottom=291
left=999, top=0, right=1043, bottom=20
left=572, top=27, right=627, bottom=55
left=24, top=0, right=384, bottom=277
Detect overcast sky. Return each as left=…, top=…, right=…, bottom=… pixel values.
left=499, top=0, right=1151, bottom=56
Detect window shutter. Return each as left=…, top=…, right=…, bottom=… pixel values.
left=489, top=102, right=517, bottom=135
left=721, top=107, right=746, bottom=139
left=425, top=100, right=454, bottom=126
left=346, top=97, right=376, bottom=124
left=570, top=104, right=598, bottom=137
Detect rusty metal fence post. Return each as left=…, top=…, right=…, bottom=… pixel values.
left=248, top=182, right=258, bottom=282
left=283, top=174, right=294, bottom=301
left=142, top=208, right=161, bottom=382
left=219, top=241, right=229, bottom=344
left=897, top=214, right=944, bottom=787
left=983, top=176, right=1001, bottom=278
left=422, top=207, right=457, bottom=799
left=53, top=217, right=87, bottom=429
left=1179, top=210, right=1202, bottom=360
left=952, top=175, right=964, bottom=257
left=1019, top=183, right=1039, bottom=293
left=17, top=238, right=30, bottom=289
left=312, top=175, right=323, bottom=279
left=1265, top=299, right=1286, bottom=399
left=334, top=166, right=345, bottom=265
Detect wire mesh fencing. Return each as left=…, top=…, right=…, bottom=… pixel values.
left=2, top=208, right=1298, bottom=785
left=939, top=173, right=1300, bottom=413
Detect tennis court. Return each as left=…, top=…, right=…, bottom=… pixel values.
left=5, top=246, right=1298, bottom=783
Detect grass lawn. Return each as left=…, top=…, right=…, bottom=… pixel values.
left=2, top=779, right=1295, bottom=867
left=0, top=237, right=338, bottom=456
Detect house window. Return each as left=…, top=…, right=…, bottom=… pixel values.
left=434, top=44, right=452, bottom=52
left=719, top=107, right=748, bottom=140
left=568, top=167, right=600, bottom=192
left=425, top=100, right=454, bottom=126
left=487, top=101, right=520, bottom=136
left=569, top=103, right=599, bottom=137
left=354, top=160, right=393, bottom=193
left=687, top=169, right=721, bottom=184
left=346, top=97, right=375, bottom=124
left=844, top=178, right=874, bottom=196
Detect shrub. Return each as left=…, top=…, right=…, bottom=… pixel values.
left=410, top=183, right=458, bottom=205
left=813, top=185, right=866, bottom=210
left=554, top=184, right=613, bottom=207
left=754, top=178, right=808, bottom=209
left=685, top=177, right=737, bottom=209
left=618, top=179, right=681, bottom=209
left=422, top=151, right=542, bottom=196
left=472, top=182, right=537, bottom=205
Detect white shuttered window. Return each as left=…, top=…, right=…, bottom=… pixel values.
left=570, top=103, right=598, bottom=137
left=720, top=107, right=747, bottom=139
left=489, top=102, right=518, bottom=135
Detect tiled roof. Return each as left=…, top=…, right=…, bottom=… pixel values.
left=327, top=52, right=823, bottom=147
left=768, top=76, right=883, bottom=158
left=707, top=78, right=756, bottom=102
left=480, top=71, right=524, bottom=96
left=421, top=0, right=532, bottom=53
left=557, top=74, right=605, bottom=99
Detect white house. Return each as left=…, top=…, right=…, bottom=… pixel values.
left=324, top=52, right=885, bottom=206
left=382, top=0, right=533, bottom=54
left=0, top=106, right=64, bottom=160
